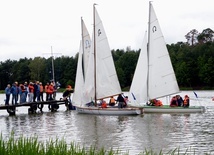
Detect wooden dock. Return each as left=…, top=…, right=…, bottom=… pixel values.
left=0, top=99, right=74, bottom=116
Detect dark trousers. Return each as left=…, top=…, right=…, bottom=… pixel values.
left=5, top=94, right=10, bottom=105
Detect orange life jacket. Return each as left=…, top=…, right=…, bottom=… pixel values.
left=183, top=97, right=189, bottom=105
left=101, top=101, right=107, bottom=108
left=155, top=100, right=163, bottom=106
left=40, top=85, right=44, bottom=92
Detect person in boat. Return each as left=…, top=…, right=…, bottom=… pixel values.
left=170, top=96, right=178, bottom=107
left=123, top=96, right=129, bottom=107
left=109, top=96, right=116, bottom=106
left=176, top=95, right=183, bottom=107
left=100, top=99, right=107, bottom=108
left=116, top=94, right=125, bottom=108
left=148, top=99, right=163, bottom=106
left=154, top=99, right=163, bottom=106
left=183, top=95, right=190, bottom=107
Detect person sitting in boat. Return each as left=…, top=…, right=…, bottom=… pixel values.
left=154, top=99, right=163, bottom=106
left=99, top=99, right=107, bottom=108
left=123, top=96, right=129, bottom=108
left=183, top=95, right=190, bottom=107
left=109, top=96, right=116, bottom=106
left=116, top=94, right=125, bottom=108
left=170, top=96, right=178, bottom=107
left=176, top=95, right=183, bottom=106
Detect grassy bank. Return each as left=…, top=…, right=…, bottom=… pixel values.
left=0, top=134, right=211, bottom=155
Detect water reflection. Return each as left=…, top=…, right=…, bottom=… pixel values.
left=0, top=91, right=214, bottom=154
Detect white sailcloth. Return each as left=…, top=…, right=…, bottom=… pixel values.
left=148, top=3, right=179, bottom=99
left=72, top=19, right=91, bottom=106
left=128, top=32, right=148, bottom=105
left=82, top=6, right=121, bottom=104
left=72, top=41, right=84, bottom=105
left=94, top=8, right=121, bottom=99
left=82, top=19, right=91, bottom=78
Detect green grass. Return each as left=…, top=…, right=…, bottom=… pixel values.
left=0, top=133, right=212, bottom=155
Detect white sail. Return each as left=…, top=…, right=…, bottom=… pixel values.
left=128, top=32, right=148, bottom=105
left=94, top=8, right=121, bottom=99
left=73, top=18, right=91, bottom=106
left=72, top=41, right=84, bottom=105
left=148, top=3, right=179, bottom=99
left=82, top=34, right=95, bottom=104
left=82, top=6, right=121, bottom=104
left=82, top=19, right=91, bottom=78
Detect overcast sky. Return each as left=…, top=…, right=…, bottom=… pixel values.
left=0, top=0, right=213, bottom=61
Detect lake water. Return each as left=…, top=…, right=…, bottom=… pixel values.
left=0, top=91, right=214, bottom=154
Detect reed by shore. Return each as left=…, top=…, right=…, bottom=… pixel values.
left=0, top=133, right=211, bottom=155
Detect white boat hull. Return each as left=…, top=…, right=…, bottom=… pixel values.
left=76, top=106, right=143, bottom=115
left=142, top=105, right=205, bottom=113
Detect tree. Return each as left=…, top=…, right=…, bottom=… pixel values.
left=185, top=29, right=199, bottom=46
left=197, top=28, right=214, bottom=44
left=28, top=57, right=46, bottom=81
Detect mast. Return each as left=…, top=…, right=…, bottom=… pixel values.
left=147, top=2, right=152, bottom=101
left=51, top=46, right=55, bottom=83
left=93, top=3, right=97, bottom=106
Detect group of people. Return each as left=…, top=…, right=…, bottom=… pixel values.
left=170, top=95, right=190, bottom=107
left=4, top=80, right=61, bottom=105
left=99, top=94, right=128, bottom=108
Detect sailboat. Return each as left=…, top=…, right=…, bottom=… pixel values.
left=75, top=4, right=142, bottom=115
left=128, top=2, right=205, bottom=113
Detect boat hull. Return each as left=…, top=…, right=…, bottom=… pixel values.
left=142, top=105, right=205, bottom=113
left=75, top=106, right=143, bottom=115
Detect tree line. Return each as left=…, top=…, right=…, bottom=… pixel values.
left=0, top=28, right=213, bottom=90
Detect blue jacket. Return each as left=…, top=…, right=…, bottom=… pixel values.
left=5, top=87, right=11, bottom=95
left=11, top=85, right=18, bottom=95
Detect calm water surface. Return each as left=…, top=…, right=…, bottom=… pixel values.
left=0, top=91, right=214, bottom=154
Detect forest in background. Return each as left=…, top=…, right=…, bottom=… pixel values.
left=0, top=28, right=213, bottom=90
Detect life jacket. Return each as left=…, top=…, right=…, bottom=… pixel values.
left=48, top=85, right=54, bottom=94
left=155, top=100, right=163, bottom=106
left=183, top=97, right=189, bottom=105
left=45, top=85, right=49, bottom=93
left=40, top=85, right=44, bottom=92
left=101, top=101, right=107, bottom=108
left=28, top=85, right=34, bottom=93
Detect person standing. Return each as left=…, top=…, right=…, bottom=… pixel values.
left=5, top=84, right=11, bottom=105
left=11, top=83, right=18, bottom=105
left=45, top=82, right=50, bottom=101
left=116, top=94, right=125, bottom=108
left=39, top=82, right=44, bottom=101
left=28, top=82, right=34, bottom=102
left=33, top=81, right=38, bottom=102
